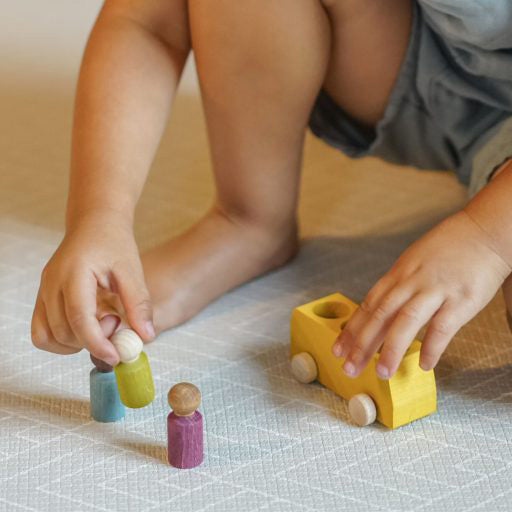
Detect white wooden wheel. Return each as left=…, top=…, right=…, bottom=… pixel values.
left=348, top=393, right=377, bottom=427
left=290, top=352, right=318, bottom=384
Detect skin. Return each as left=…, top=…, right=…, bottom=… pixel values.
left=31, top=0, right=512, bottom=379
left=333, top=162, right=512, bottom=379
left=31, top=0, right=191, bottom=365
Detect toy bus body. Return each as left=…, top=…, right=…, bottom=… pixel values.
left=290, top=293, right=437, bottom=428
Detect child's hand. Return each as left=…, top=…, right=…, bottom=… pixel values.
left=31, top=213, right=155, bottom=365
left=332, top=210, right=511, bottom=379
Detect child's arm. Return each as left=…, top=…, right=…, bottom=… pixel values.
left=31, top=0, right=190, bottom=364
left=331, top=158, right=512, bottom=380
left=464, top=159, right=512, bottom=269
left=67, top=0, right=190, bottom=227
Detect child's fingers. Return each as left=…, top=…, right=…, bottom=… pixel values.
left=419, top=305, right=465, bottom=370
left=97, top=290, right=125, bottom=321
left=336, top=285, right=412, bottom=369
left=376, top=292, right=443, bottom=378
left=31, top=294, right=81, bottom=355
left=43, top=289, right=80, bottom=348
left=63, top=273, right=120, bottom=365
left=332, top=275, right=399, bottom=354
left=98, top=314, right=120, bottom=339
left=111, top=263, right=155, bottom=342
left=340, top=330, right=386, bottom=378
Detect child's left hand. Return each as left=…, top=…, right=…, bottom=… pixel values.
left=332, top=209, right=511, bottom=379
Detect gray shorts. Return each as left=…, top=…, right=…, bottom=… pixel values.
left=309, top=0, right=512, bottom=198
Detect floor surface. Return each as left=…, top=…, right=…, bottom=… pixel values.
left=1, top=86, right=512, bottom=511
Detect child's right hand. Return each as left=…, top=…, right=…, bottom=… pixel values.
left=31, top=213, right=155, bottom=365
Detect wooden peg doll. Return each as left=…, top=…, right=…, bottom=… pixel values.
left=167, top=382, right=203, bottom=469
left=89, top=354, right=125, bottom=422
left=111, top=329, right=155, bottom=408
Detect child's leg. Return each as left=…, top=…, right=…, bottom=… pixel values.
left=321, top=0, right=412, bottom=127
left=490, top=161, right=512, bottom=328
left=142, top=0, right=412, bottom=333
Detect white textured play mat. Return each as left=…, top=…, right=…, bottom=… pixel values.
left=2, top=22, right=512, bottom=506
left=2, top=87, right=512, bottom=512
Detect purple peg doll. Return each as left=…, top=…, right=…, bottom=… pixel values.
left=167, top=382, right=203, bottom=469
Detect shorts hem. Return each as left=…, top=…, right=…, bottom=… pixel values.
left=308, top=0, right=421, bottom=160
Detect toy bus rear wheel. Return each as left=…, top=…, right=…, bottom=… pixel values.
left=290, top=352, right=318, bottom=384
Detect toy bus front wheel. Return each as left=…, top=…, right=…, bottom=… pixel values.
left=348, top=393, right=376, bottom=426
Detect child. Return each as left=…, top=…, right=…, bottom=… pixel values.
left=31, top=0, right=512, bottom=381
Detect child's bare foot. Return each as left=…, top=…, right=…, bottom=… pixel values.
left=140, top=208, right=298, bottom=333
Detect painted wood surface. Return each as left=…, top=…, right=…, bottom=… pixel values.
left=114, top=351, right=155, bottom=408
left=167, top=411, right=203, bottom=469
left=89, top=369, right=125, bottom=422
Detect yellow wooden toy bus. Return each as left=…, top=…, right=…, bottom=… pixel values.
left=290, top=293, right=436, bottom=428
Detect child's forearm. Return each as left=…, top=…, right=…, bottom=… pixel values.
left=66, top=6, right=190, bottom=230
left=464, top=158, right=512, bottom=268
